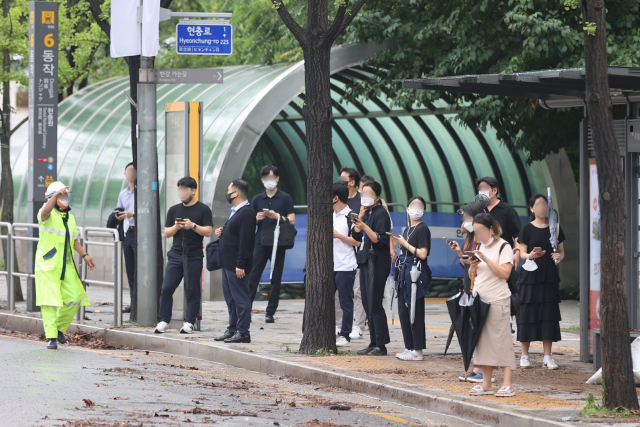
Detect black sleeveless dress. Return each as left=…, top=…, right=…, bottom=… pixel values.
left=516, top=223, right=565, bottom=342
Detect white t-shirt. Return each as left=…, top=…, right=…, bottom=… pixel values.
left=333, top=206, right=358, bottom=271
left=474, top=238, right=513, bottom=303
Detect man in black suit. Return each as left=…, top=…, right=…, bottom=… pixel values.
left=214, top=179, right=255, bottom=344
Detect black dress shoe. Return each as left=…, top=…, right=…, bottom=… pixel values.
left=265, top=314, right=274, bottom=323
left=357, top=346, right=374, bottom=355
left=367, top=347, right=387, bottom=356
left=214, top=330, right=235, bottom=341
left=224, top=332, right=251, bottom=343
left=123, top=306, right=131, bottom=314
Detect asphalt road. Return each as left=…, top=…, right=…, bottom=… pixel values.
left=0, top=334, right=485, bottom=427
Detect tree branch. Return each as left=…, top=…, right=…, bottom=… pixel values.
left=10, top=116, right=27, bottom=137
left=322, top=0, right=367, bottom=47
left=86, top=0, right=110, bottom=38
left=270, top=0, right=306, bottom=48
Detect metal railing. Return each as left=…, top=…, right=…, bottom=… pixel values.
left=0, top=222, right=124, bottom=327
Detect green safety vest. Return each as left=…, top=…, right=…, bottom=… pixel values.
left=35, top=207, right=89, bottom=307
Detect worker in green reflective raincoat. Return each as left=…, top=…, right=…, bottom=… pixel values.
left=36, top=181, right=96, bottom=350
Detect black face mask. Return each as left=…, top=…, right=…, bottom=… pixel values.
left=182, top=194, right=193, bottom=205
left=226, top=192, right=236, bottom=204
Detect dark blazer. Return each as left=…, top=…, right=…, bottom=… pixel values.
left=219, top=204, right=256, bottom=273
left=106, top=208, right=125, bottom=242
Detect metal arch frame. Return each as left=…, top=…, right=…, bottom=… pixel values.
left=330, top=83, right=400, bottom=203
left=332, top=69, right=441, bottom=207
left=495, top=133, right=533, bottom=203
left=330, top=75, right=415, bottom=202
left=208, top=42, right=392, bottom=222
left=268, top=122, right=309, bottom=185
left=279, top=100, right=342, bottom=174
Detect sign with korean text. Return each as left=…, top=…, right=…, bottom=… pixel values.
left=28, top=1, right=58, bottom=202
left=176, top=23, right=232, bottom=55
left=140, top=68, right=223, bottom=85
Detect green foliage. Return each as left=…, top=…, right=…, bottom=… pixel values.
left=339, top=0, right=640, bottom=171
left=583, top=22, right=597, bottom=36
left=580, top=391, right=633, bottom=417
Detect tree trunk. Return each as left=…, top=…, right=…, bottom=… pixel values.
left=580, top=0, right=639, bottom=410
left=298, top=0, right=336, bottom=355
left=0, top=0, right=23, bottom=302
left=299, top=45, right=336, bottom=355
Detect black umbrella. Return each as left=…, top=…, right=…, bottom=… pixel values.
left=445, top=282, right=491, bottom=375
left=182, top=228, right=190, bottom=321
left=444, top=294, right=463, bottom=356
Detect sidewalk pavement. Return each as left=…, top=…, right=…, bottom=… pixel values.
left=2, top=278, right=637, bottom=426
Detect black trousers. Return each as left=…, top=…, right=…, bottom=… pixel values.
left=397, top=286, right=426, bottom=350
left=158, top=251, right=202, bottom=325
left=123, top=228, right=136, bottom=302
left=248, top=244, right=286, bottom=316
left=360, top=262, right=390, bottom=347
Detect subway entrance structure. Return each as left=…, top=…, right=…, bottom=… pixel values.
left=401, top=67, right=640, bottom=365
left=10, top=43, right=563, bottom=330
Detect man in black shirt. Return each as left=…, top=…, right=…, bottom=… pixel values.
left=338, top=167, right=366, bottom=340
left=155, top=177, right=213, bottom=335
left=477, top=176, right=521, bottom=267
left=248, top=165, right=295, bottom=324
left=215, top=179, right=255, bottom=344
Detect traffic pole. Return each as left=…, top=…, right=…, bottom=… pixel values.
left=136, top=55, right=159, bottom=326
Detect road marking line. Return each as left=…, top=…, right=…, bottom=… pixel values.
left=366, top=412, right=410, bottom=423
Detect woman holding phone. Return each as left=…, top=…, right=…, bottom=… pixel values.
left=468, top=213, right=515, bottom=397
left=446, top=202, right=494, bottom=383
left=353, top=181, right=391, bottom=356
left=517, top=194, right=565, bottom=370
left=391, top=196, right=431, bottom=361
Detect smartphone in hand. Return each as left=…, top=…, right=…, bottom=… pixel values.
left=442, top=237, right=452, bottom=244
left=464, top=251, right=479, bottom=261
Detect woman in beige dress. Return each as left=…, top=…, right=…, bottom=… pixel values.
left=467, top=213, right=516, bottom=397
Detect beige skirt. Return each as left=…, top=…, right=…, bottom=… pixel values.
left=473, top=297, right=516, bottom=370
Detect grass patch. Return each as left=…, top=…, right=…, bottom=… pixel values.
left=579, top=392, right=633, bottom=418
left=567, top=325, right=580, bottom=332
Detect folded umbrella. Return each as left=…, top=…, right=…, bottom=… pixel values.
left=270, top=215, right=281, bottom=279
left=409, top=258, right=420, bottom=325
left=444, top=269, right=475, bottom=356
left=547, top=187, right=560, bottom=264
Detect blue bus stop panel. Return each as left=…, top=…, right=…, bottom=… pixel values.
left=176, top=23, right=232, bottom=55
left=258, top=212, right=529, bottom=283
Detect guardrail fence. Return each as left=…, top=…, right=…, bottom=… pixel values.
left=0, top=223, right=123, bottom=327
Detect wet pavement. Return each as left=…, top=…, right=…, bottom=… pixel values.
left=4, top=279, right=640, bottom=425
left=1, top=334, right=481, bottom=427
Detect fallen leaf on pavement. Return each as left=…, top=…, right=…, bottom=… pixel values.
left=82, top=399, right=94, bottom=407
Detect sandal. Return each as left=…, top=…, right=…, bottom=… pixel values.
left=495, top=386, right=515, bottom=397
left=469, top=385, right=494, bottom=396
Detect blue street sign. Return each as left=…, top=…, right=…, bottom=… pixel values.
left=176, top=23, right=232, bottom=55
left=47, top=164, right=54, bottom=171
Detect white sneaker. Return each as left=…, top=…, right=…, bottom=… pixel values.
left=543, top=358, right=559, bottom=370
left=335, top=326, right=341, bottom=336
left=396, top=349, right=410, bottom=359
left=520, top=356, right=531, bottom=368
left=349, top=326, right=363, bottom=340
left=336, top=336, right=350, bottom=347
left=180, top=322, right=194, bottom=334
left=398, top=350, right=424, bottom=361
left=154, top=321, right=169, bottom=334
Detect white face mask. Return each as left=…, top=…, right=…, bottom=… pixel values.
left=263, top=180, right=277, bottom=190
left=58, top=194, right=69, bottom=207
left=485, top=235, right=494, bottom=246
left=479, top=190, right=491, bottom=199
left=463, top=222, right=474, bottom=233
left=361, top=196, right=375, bottom=207
left=407, top=208, right=424, bottom=220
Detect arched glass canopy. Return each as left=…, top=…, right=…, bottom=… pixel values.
left=11, top=43, right=547, bottom=226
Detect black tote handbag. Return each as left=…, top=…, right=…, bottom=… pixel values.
left=260, top=219, right=297, bottom=250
